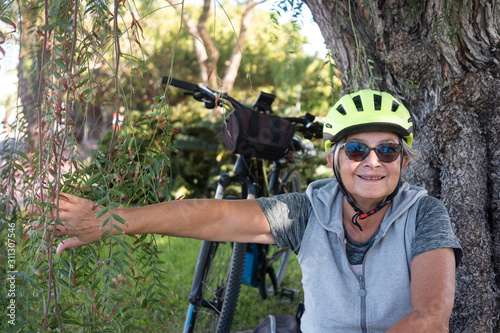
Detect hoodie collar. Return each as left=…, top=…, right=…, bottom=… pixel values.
left=306, top=179, right=428, bottom=236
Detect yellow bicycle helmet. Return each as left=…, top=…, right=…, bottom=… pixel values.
left=323, top=90, right=414, bottom=151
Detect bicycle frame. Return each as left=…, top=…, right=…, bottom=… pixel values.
left=217, top=152, right=300, bottom=292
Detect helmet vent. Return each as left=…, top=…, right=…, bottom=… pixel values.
left=374, top=94, right=382, bottom=110
left=352, top=96, right=363, bottom=111
left=391, top=100, right=400, bottom=112
left=336, top=104, right=347, bottom=115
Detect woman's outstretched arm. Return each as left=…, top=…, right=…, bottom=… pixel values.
left=45, top=193, right=274, bottom=254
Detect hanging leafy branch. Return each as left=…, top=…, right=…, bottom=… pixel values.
left=1, top=0, right=179, bottom=331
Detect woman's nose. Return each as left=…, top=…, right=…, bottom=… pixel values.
left=362, top=149, right=382, bottom=166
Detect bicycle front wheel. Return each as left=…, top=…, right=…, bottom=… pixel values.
left=184, top=241, right=246, bottom=333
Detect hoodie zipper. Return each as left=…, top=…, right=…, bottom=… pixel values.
left=358, top=274, right=367, bottom=333
left=358, top=233, right=383, bottom=333
left=342, top=237, right=368, bottom=332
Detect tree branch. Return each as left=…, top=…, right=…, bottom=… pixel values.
left=166, top=0, right=214, bottom=85
left=197, top=0, right=219, bottom=87
left=222, top=0, right=259, bottom=92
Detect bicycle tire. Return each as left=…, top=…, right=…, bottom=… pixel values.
left=184, top=241, right=246, bottom=333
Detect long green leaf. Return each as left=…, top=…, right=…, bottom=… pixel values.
left=95, top=207, right=109, bottom=219
left=84, top=173, right=102, bottom=187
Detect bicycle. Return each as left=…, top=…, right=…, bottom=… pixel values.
left=162, top=76, right=323, bottom=333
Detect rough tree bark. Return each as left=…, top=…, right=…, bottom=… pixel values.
left=304, top=0, right=499, bottom=331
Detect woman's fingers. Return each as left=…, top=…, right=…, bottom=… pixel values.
left=28, top=192, right=91, bottom=214
left=56, top=237, right=87, bottom=255
left=57, top=192, right=89, bottom=211
left=28, top=192, right=114, bottom=253
left=27, top=193, right=76, bottom=222
left=27, top=203, right=55, bottom=220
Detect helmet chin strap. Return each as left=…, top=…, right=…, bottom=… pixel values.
left=333, top=148, right=404, bottom=232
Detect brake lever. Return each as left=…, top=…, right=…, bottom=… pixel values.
left=204, top=101, right=216, bottom=109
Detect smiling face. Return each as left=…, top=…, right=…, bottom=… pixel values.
left=328, top=131, right=409, bottom=211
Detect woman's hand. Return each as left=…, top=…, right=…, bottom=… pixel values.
left=32, top=193, right=127, bottom=255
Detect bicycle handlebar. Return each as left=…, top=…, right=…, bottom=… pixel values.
left=162, top=76, right=323, bottom=139
left=285, top=114, right=324, bottom=140
left=162, top=76, right=245, bottom=110
left=161, top=76, right=199, bottom=92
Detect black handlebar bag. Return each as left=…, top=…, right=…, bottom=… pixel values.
left=222, top=106, right=294, bottom=161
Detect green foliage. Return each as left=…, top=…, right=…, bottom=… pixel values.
left=166, top=100, right=227, bottom=199
left=272, top=0, right=305, bottom=22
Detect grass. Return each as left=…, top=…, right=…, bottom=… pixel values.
left=153, top=236, right=304, bottom=332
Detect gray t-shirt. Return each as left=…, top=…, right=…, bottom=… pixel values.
left=256, top=192, right=462, bottom=266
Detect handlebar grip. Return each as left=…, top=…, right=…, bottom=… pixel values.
left=162, top=76, right=199, bottom=92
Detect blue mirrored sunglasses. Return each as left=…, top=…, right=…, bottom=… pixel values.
left=340, top=141, right=402, bottom=163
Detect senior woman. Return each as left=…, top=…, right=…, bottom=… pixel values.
left=47, top=90, right=461, bottom=332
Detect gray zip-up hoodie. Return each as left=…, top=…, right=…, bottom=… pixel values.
left=298, top=178, right=428, bottom=332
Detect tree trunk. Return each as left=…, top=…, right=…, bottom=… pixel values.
left=304, top=0, right=500, bottom=331
left=221, top=0, right=257, bottom=93
left=166, top=0, right=259, bottom=92
left=17, top=58, right=38, bottom=150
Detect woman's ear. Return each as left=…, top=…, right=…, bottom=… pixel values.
left=402, top=155, right=410, bottom=170
left=327, top=154, right=334, bottom=168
